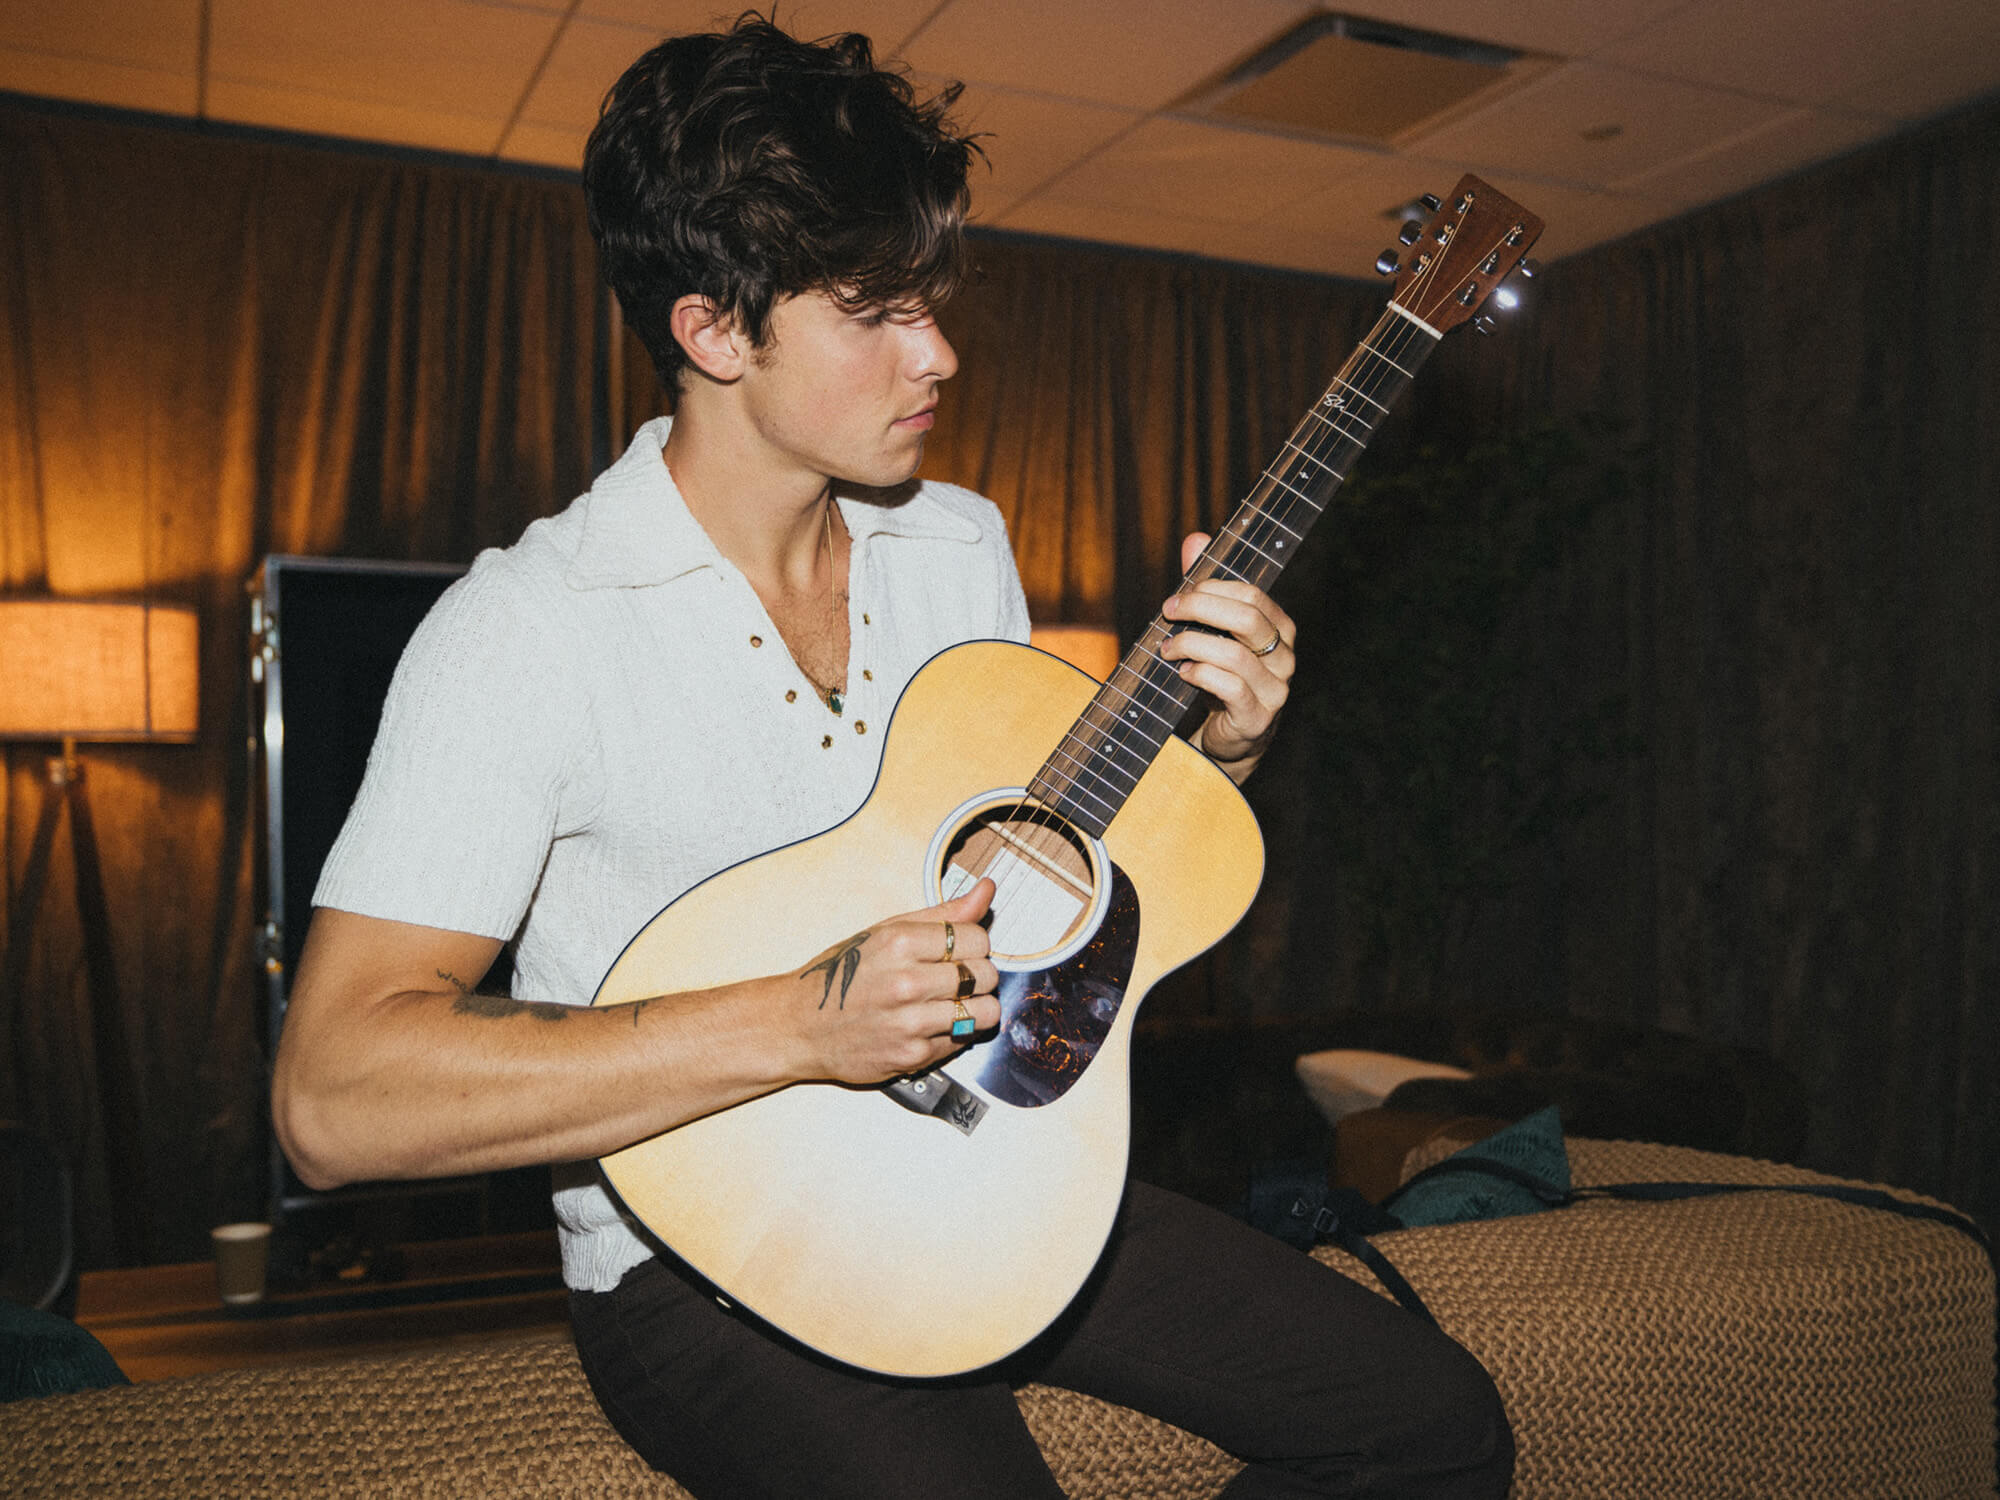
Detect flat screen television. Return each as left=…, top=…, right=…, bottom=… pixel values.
left=251, top=556, right=541, bottom=1243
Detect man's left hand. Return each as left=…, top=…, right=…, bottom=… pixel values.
left=1159, top=531, right=1295, bottom=785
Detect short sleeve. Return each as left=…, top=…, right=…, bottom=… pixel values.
left=989, top=512, right=1032, bottom=645
left=313, top=556, right=594, bottom=940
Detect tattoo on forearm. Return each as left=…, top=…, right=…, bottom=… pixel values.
left=438, top=968, right=569, bottom=1022
left=801, top=932, right=869, bottom=1010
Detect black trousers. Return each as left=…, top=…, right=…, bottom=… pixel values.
left=569, top=1182, right=1513, bottom=1499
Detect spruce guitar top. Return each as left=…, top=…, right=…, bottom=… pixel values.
left=591, top=176, right=1545, bottom=1376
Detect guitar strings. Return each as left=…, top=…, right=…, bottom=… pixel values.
left=984, top=202, right=1526, bottom=962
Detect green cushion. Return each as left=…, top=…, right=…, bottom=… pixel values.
left=1387, top=1105, right=1570, bottom=1228
left=0, top=1299, right=128, bottom=1403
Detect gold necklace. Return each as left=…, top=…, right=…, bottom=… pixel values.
left=804, top=495, right=846, bottom=716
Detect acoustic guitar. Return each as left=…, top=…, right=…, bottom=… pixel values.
left=591, top=175, right=1545, bottom=1377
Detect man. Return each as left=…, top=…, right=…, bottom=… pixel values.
left=273, top=15, right=1511, bottom=1497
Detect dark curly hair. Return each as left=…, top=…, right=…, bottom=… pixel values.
left=583, top=12, right=979, bottom=391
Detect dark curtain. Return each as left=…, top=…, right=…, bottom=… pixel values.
left=4, top=87, right=1996, bottom=1266
left=0, top=102, right=610, bottom=1267
left=1422, top=96, right=2000, bottom=1233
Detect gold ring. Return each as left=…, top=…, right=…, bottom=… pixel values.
left=1252, top=630, right=1282, bottom=657
left=954, top=962, right=976, bottom=1000
left=950, top=997, right=976, bottom=1039
left=943, top=921, right=956, bottom=962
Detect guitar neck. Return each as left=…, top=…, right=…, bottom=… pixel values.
left=1030, top=303, right=1441, bottom=837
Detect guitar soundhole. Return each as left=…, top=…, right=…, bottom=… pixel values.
left=936, top=800, right=1102, bottom=967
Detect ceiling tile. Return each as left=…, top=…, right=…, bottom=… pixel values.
left=928, top=77, right=1142, bottom=218
left=1276, top=152, right=1487, bottom=241
left=1599, top=0, right=2000, bottom=108
left=0, top=0, right=198, bottom=75
left=903, top=0, right=1315, bottom=112
left=575, top=0, right=943, bottom=53
left=0, top=47, right=198, bottom=116
left=1612, top=106, right=1888, bottom=207
left=499, top=118, right=592, bottom=170
left=1834, top=52, right=2000, bottom=124
left=515, top=16, right=657, bottom=130
left=209, top=0, right=557, bottom=121
left=1335, top=0, right=1688, bottom=60
left=1191, top=213, right=1384, bottom=278
left=1043, top=115, right=1379, bottom=226
left=1410, top=61, right=1792, bottom=188
left=997, top=191, right=1381, bottom=278
left=991, top=193, right=1225, bottom=257
left=203, top=74, right=511, bottom=156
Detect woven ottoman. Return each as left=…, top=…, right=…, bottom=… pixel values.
left=1319, top=1137, right=1997, bottom=1499
left=0, top=1139, right=1991, bottom=1497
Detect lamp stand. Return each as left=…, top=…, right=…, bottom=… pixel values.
left=3, top=740, right=150, bottom=1266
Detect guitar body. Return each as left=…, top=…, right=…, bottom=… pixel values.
left=592, top=639, right=1263, bottom=1377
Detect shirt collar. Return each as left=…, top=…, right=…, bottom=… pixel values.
left=565, top=417, right=981, bottom=591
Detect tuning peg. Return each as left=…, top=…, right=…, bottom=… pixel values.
left=1375, top=249, right=1400, bottom=277
left=1517, top=257, right=1541, bottom=279
left=1398, top=220, right=1423, bottom=245
left=1419, top=193, right=1442, bottom=213
left=1473, top=314, right=1497, bottom=336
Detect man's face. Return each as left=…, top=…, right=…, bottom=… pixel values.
left=737, top=290, right=959, bottom=490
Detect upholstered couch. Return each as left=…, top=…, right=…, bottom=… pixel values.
left=2, top=1138, right=1993, bottom=1498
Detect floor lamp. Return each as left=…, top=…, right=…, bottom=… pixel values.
left=1, top=599, right=200, bottom=1267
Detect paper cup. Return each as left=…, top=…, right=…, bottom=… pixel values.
left=212, top=1221, right=272, bottom=1305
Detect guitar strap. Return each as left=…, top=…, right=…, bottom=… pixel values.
left=1278, top=1156, right=1994, bottom=1338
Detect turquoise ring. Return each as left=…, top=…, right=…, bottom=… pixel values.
left=951, top=964, right=977, bottom=1038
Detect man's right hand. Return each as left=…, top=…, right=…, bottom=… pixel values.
left=793, top=878, right=1002, bottom=1085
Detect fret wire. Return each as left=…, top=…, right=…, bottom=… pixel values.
left=1328, top=375, right=1390, bottom=414
left=1300, top=395, right=1374, bottom=440
left=1312, top=381, right=1382, bottom=424
left=1232, top=495, right=1305, bottom=544
left=1029, top=790, right=1105, bottom=840
left=1048, top=727, right=1147, bottom=788
left=1091, top=669, right=1182, bottom=735
left=1259, top=462, right=1335, bottom=515
left=1029, top=305, right=1443, bottom=831
left=1067, top=699, right=1165, bottom=760
left=1208, top=524, right=1288, bottom=580
left=1279, top=442, right=1360, bottom=498
left=1060, top=711, right=1161, bottom=763
left=1044, top=737, right=1141, bottom=795
left=1339, top=362, right=1404, bottom=411
left=1212, top=521, right=1287, bottom=573
left=1046, top=800, right=1109, bottom=840
left=1035, top=762, right=1123, bottom=822
left=1129, top=642, right=1203, bottom=706
left=1054, top=734, right=1165, bottom=797
left=1355, top=343, right=1415, bottom=380
left=1274, top=433, right=1350, bottom=486
left=1071, top=719, right=1168, bottom=772
left=1304, top=403, right=1374, bottom=445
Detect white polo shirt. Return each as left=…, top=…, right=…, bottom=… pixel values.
left=315, top=416, right=1031, bottom=1290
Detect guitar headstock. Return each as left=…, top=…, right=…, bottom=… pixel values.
left=1381, top=175, right=1544, bottom=336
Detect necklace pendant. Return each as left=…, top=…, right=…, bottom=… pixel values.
left=826, top=687, right=844, bottom=715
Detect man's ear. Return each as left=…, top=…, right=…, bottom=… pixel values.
left=669, top=295, right=747, bottom=382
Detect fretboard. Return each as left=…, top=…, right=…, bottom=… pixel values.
left=1029, top=304, right=1440, bottom=838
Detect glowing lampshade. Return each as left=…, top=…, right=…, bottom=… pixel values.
left=1029, top=624, right=1121, bottom=682
left=0, top=599, right=200, bottom=742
